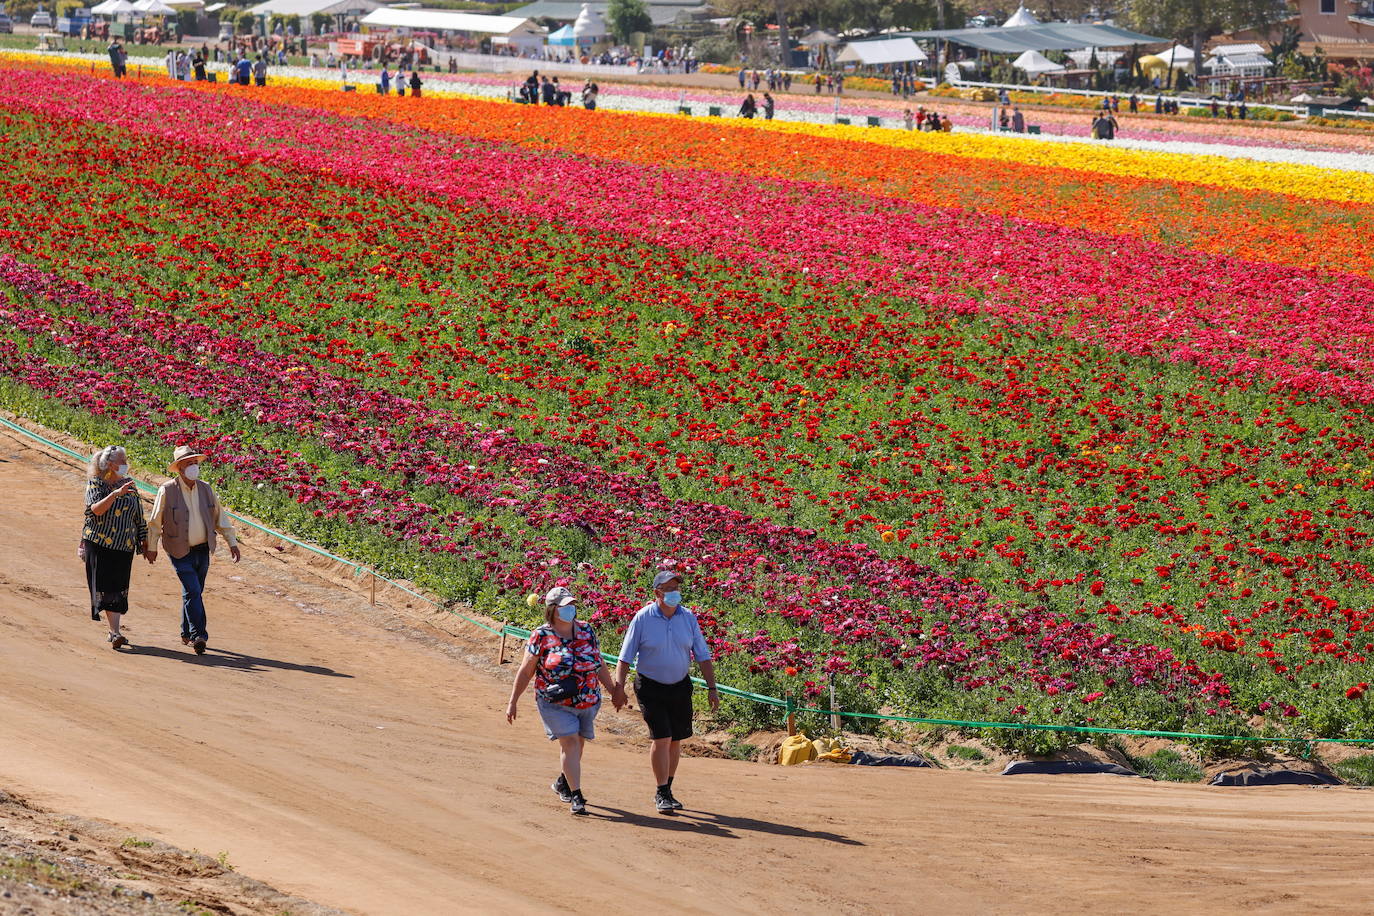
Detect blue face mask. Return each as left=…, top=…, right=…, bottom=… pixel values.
left=557, top=604, right=577, bottom=622
left=661, top=590, right=682, bottom=608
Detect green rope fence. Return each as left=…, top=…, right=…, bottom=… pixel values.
left=8, top=413, right=1373, bottom=751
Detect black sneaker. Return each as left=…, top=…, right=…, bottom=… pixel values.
left=193, top=638, right=207, bottom=656
left=654, top=790, right=675, bottom=813
left=666, top=790, right=684, bottom=810
left=570, top=793, right=587, bottom=816
left=552, top=776, right=573, bottom=803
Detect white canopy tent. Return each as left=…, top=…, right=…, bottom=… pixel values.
left=1155, top=43, right=1194, bottom=68
left=571, top=2, right=607, bottom=42
left=1012, top=48, right=1065, bottom=74
left=91, top=0, right=137, bottom=15
left=835, top=36, right=928, bottom=65
left=133, top=0, right=178, bottom=15
left=1003, top=5, right=1039, bottom=27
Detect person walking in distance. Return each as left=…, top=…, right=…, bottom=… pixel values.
left=145, top=446, right=240, bottom=655
left=614, top=570, right=719, bottom=813
left=82, top=445, right=147, bottom=650
left=506, top=587, right=624, bottom=816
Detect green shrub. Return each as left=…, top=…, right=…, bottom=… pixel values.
left=1331, top=755, right=1374, bottom=786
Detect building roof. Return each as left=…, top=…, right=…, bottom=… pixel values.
left=360, top=7, right=530, bottom=34
left=903, top=22, right=1165, bottom=53
left=507, top=0, right=704, bottom=26
left=1204, top=51, right=1272, bottom=69
left=835, top=36, right=927, bottom=64
left=244, top=0, right=378, bottom=16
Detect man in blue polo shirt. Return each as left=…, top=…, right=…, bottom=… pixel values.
left=615, top=570, right=719, bottom=813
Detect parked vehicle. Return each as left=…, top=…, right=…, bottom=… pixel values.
left=30, top=7, right=53, bottom=28
left=0, top=13, right=13, bottom=33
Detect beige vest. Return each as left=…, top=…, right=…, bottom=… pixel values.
left=159, top=479, right=219, bottom=559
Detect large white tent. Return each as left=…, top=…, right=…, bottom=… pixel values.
left=571, top=3, right=607, bottom=39
left=91, top=0, right=136, bottom=14
left=835, top=36, right=928, bottom=65
left=1012, top=48, right=1065, bottom=74
left=1155, top=43, right=1194, bottom=68
left=1003, top=5, right=1039, bottom=27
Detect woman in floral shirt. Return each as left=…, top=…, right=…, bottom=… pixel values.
left=82, top=446, right=147, bottom=650
left=506, top=586, right=624, bottom=815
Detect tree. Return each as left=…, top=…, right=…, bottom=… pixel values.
left=1126, top=0, right=1283, bottom=78
left=607, top=0, right=653, bottom=43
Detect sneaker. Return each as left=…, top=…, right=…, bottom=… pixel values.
left=654, top=790, right=675, bottom=813
left=193, top=638, right=207, bottom=656
left=666, top=790, right=684, bottom=810
left=181, top=636, right=193, bottom=647
left=570, top=794, right=587, bottom=816
left=551, top=776, right=573, bottom=804
left=108, top=633, right=128, bottom=651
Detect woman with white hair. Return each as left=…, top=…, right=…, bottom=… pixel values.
left=82, top=445, right=147, bottom=650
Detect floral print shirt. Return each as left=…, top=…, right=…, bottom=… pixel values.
left=526, top=622, right=603, bottom=709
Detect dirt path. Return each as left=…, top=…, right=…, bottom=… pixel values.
left=2, top=422, right=1373, bottom=915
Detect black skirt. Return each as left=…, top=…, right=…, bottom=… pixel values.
left=85, top=540, right=134, bottom=619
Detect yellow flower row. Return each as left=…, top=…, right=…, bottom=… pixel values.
left=7, top=50, right=1369, bottom=204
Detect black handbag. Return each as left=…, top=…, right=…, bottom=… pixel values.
left=544, top=674, right=580, bottom=702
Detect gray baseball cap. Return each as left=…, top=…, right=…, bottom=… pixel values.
left=651, top=570, right=682, bottom=590
left=544, top=586, right=575, bottom=606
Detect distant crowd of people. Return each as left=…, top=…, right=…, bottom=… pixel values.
left=738, top=67, right=794, bottom=93
left=517, top=71, right=600, bottom=109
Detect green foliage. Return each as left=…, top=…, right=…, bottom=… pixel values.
left=1122, top=747, right=1205, bottom=782
left=606, top=0, right=652, bottom=41
left=694, top=33, right=738, bottom=64
left=724, top=737, right=760, bottom=760
left=1331, top=754, right=1374, bottom=786
left=1125, top=0, right=1281, bottom=60
left=945, top=744, right=987, bottom=761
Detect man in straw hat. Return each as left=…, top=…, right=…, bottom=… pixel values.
left=145, top=446, right=240, bottom=655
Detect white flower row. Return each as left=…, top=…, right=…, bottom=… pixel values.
left=9, top=49, right=1373, bottom=174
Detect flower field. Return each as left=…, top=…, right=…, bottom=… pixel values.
left=4, top=60, right=1374, bottom=745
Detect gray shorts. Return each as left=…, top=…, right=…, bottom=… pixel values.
left=536, top=696, right=600, bottom=740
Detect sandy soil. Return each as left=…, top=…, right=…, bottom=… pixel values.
left=0, top=786, right=344, bottom=915
left=3, top=420, right=1374, bottom=916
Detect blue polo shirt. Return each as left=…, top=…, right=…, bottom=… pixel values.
left=618, top=601, right=712, bottom=685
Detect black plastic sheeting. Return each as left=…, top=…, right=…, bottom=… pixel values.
left=1001, top=760, right=1142, bottom=777
left=1209, top=769, right=1342, bottom=787
left=848, top=751, right=934, bottom=768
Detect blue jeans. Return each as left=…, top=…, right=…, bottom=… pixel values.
left=170, top=544, right=211, bottom=641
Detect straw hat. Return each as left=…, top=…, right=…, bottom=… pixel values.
left=168, top=445, right=208, bottom=472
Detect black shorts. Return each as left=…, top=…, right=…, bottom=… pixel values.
left=634, top=674, right=694, bottom=741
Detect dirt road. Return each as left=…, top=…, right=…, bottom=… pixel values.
left=2, top=423, right=1372, bottom=915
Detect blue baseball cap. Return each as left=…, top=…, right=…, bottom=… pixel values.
left=651, top=570, right=682, bottom=590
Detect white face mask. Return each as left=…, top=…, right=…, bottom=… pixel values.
left=183, top=464, right=201, bottom=481
left=117, top=463, right=130, bottom=478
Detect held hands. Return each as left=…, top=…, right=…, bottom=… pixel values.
left=144, top=548, right=158, bottom=564
left=611, top=684, right=628, bottom=711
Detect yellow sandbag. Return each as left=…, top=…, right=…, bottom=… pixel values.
left=811, top=736, right=852, bottom=763
left=778, top=733, right=817, bottom=766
